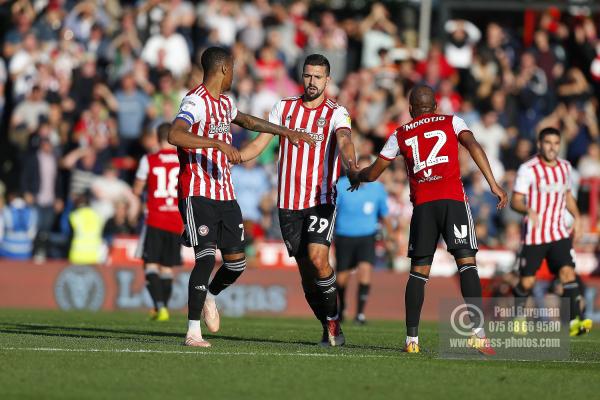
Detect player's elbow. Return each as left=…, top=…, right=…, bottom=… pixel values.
left=167, top=128, right=179, bottom=146
left=509, top=197, right=521, bottom=212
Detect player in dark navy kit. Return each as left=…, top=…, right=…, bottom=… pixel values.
left=350, top=85, right=507, bottom=354
left=335, top=155, right=393, bottom=325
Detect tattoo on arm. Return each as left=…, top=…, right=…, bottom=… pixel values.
left=336, top=129, right=355, bottom=170
left=234, top=112, right=288, bottom=136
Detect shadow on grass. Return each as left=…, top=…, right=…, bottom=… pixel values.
left=0, top=322, right=400, bottom=351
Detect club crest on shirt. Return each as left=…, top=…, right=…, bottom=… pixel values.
left=317, top=117, right=326, bottom=127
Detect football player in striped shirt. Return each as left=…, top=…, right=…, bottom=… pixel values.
left=240, top=54, right=359, bottom=346
left=511, top=127, right=592, bottom=336
left=168, top=47, right=315, bottom=347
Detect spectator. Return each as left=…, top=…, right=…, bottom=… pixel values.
left=577, top=142, right=600, bottom=215
left=111, top=73, right=151, bottom=156
left=32, top=2, right=64, bottom=44
left=514, top=51, right=549, bottom=136
left=0, top=192, right=38, bottom=260
left=9, top=85, right=50, bottom=150
left=3, top=0, right=35, bottom=58
left=435, top=79, right=462, bottom=114
left=68, top=191, right=104, bottom=265
left=103, top=199, right=136, bottom=246
left=90, top=165, right=140, bottom=224
left=444, top=19, right=481, bottom=70
left=199, top=0, right=239, bottom=47
left=21, top=137, right=64, bottom=261
left=148, top=71, right=183, bottom=127
left=0, top=0, right=599, bottom=265
left=231, top=158, right=271, bottom=224
left=0, top=58, right=6, bottom=121
left=8, top=32, right=42, bottom=101
left=360, top=2, right=397, bottom=69
left=73, top=100, right=118, bottom=158
left=61, top=147, right=104, bottom=199
left=64, top=1, right=109, bottom=43
left=471, top=109, right=507, bottom=163
left=141, top=15, right=191, bottom=78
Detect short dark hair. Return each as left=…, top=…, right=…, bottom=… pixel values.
left=157, top=122, right=171, bottom=143
left=303, top=54, right=330, bottom=76
left=201, top=47, right=232, bottom=73
left=538, top=127, right=561, bottom=141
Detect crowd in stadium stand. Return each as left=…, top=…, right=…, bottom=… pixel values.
left=0, top=0, right=598, bottom=266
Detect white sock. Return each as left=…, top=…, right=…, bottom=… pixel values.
left=188, top=320, right=201, bottom=335
left=473, top=327, right=485, bottom=338
left=406, top=336, right=418, bottom=345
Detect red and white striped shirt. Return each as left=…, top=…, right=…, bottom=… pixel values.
left=514, top=156, right=573, bottom=245
left=174, top=84, right=237, bottom=201
left=270, top=97, right=351, bottom=210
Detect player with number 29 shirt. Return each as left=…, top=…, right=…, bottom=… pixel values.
left=240, top=54, right=358, bottom=347
left=350, top=85, right=507, bottom=354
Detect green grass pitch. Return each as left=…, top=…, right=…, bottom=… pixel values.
left=1, top=309, right=599, bottom=399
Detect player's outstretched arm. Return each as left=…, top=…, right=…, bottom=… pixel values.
left=132, top=179, right=146, bottom=197
left=239, top=132, right=274, bottom=162
left=168, top=119, right=241, bottom=164
left=336, top=128, right=359, bottom=171
left=348, top=157, right=391, bottom=191
left=458, top=130, right=508, bottom=209
left=510, top=192, right=528, bottom=214
left=233, top=111, right=316, bottom=147
left=566, top=191, right=582, bottom=242
left=511, top=192, right=539, bottom=227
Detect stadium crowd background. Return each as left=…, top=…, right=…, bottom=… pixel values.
left=0, top=0, right=598, bottom=268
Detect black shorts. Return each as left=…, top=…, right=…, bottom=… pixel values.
left=140, top=225, right=182, bottom=267
left=334, top=234, right=376, bottom=271
left=180, top=196, right=245, bottom=253
left=518, top=238, right=576, bottom=277
left=408, top=199, right=478, bottom=264
left=279, top=204, right=336, bottom=257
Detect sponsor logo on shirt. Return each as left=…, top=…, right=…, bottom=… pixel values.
left=296, top=128, right=324, bottom=142
left=208, top=122, right=230, bottom=135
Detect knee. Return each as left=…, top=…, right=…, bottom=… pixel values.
left=145, top=264, right=159, bottom=274
left=194, top=243, right=217, bottom=266
left=159, top=267, right=173, bottom=278
left=308, top=251, right=329, bottom=273
left=410, top=265, right=431, bottom=278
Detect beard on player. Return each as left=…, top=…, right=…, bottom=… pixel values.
left=538, top=138, right=560, bottom=163
left=303, top=83, right=325, bottom=101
